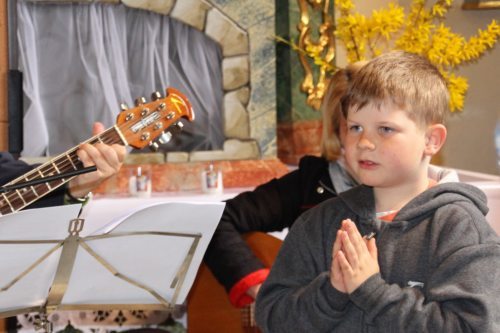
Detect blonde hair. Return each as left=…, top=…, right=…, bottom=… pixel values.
left=343, top=51, right=449, bottom=126
left=321, top=62, right=366, bottom=161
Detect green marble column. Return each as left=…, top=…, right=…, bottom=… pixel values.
left=276, top=0, right=332, bottom=164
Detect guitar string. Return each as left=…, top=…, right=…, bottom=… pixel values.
left=1, top=98, right=186, bottom=213
left=38, top=96, right=184, bottom=177
left=0, top=130, right=121, bottom=212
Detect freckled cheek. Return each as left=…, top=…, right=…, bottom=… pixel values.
left=343, top=140, right=354, bottom=153
left=379, top=149, right=404, bottom=167
left=344, top=148, right=358, bottom=169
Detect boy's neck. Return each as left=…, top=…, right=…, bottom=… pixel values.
left=374, top=170, right=431, bottom=213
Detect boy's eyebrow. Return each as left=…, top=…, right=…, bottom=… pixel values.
left=376, top=121, right=398, bottom=126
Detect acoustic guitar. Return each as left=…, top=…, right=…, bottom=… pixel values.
left=0, top=87, right=194, bottom=215
left=187, top=232, right=282, bottom=333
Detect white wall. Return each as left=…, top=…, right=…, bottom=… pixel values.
left=336, top=1, right=500, bottom=175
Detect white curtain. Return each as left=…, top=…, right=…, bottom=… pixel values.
left=17, top=1, right=224, bottom=156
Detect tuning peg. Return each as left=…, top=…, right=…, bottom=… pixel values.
left=153, top=122, right=163, bottom=130
left=151, top=91, right=162, bottom=101
left=174, top=121, right=184, bottom=130
left=135, top=97, right=146, bottom=106
left=169, top=121, right=184, bottom=134
left=120, top=103, right=128, bottom=111
left=149, top=141, right=160, bottom=152
left=158, top=131, right=172, bottom=144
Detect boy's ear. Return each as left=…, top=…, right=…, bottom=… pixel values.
left=424, top=124, right=447, bottom=156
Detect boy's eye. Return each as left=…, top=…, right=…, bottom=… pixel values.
left=349, top=125, right=362, bottom=133
left=379, top=126, right=394, bottom=134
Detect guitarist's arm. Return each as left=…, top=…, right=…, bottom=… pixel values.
left=203, top=156, right=335, bottom=308
left=0, top=122, right=125, bottom=208
left=203, top=167, right=306, bottom=308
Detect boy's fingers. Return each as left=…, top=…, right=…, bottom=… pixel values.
left=331, top=253, right=341, bottom=278
left=337, top=250, right=352, bottom=275
left=330, top=253, right=346, bottom=293
left=340, top=231, right=359, bottom=268
left=342, top=220, right=367, bottom=260
left=333, top=230, right=342, bottom=254
left=367, top=238, right=378, bottom=259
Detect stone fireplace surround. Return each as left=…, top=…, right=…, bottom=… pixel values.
left=21, top=0, right=325, bottom=194
left=117, top=0, right=277, bottom=162
left=75, top=0, right=287, bottom=193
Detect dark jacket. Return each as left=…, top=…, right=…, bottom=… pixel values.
left=204, top=155, right=338, bottom=292
left=0, top=152, right=65, bottom=210
left=256, top=183, right=500, bottom=332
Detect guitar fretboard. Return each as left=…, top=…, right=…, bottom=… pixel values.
left=0, top=127, right=124, bottom=215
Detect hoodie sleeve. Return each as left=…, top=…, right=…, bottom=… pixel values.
left=255, top=211, right=351, bottom=332
left=349, top=202, right=500, bottom=333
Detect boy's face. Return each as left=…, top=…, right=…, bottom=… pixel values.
left=344, top=102, right=429, bottom=189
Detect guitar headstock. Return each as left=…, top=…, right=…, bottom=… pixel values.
left=116, top=87, right=195, bottom=150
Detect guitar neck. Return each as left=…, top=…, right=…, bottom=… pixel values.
left=0, top=126, right=124, bottom=215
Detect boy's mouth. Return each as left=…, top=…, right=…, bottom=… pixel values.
left=359, top=160, right=378, bottom=169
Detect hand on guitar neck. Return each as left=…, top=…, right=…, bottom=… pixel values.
left=0, top=87, right=194, bottom=215
left=67, top=122, right=126, bottom=199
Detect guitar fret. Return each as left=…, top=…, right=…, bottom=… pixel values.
left=1, top=193, right=14, bottom=213
left=8, top=194, right=23, bottom=211
left=30, top=185, right=39, bottom=196
left=22, top=186, right=42, bottom=205
left=51, top=161, right=60, bottom=173
left=15, top=189, right=27, bottom=205
left=67, top=153, right=77, bottom=170
left=38, top=170, right=53, bottom=190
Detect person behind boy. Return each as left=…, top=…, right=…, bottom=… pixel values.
left=255, top=51, right=500, bottom=332
left=203, top=63, right=365, bottom=307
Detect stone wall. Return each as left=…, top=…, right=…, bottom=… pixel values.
left=122, top=0, right=277, bottom=162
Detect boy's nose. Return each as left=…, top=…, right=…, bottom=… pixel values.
left=357, top=134, right=375, bottom=150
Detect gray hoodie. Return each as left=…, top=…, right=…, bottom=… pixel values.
left=255, top=182, right=500, bottom=332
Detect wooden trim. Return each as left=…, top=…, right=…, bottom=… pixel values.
left=462, top=1, right=500, bottom=9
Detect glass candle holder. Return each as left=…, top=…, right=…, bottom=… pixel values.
left=129, top=166, right=152, bottom=197
left=201, top=163, right=223, bottom=194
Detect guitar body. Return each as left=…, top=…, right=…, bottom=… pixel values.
left=187, top=232, right=282, bottom=333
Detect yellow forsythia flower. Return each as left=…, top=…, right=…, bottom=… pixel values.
left=333, top=0, right=499, bottom=111
left=284, top=0, right=499, bottom=111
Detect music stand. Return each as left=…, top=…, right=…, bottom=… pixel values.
left=0, top=201, right=224, bottom=332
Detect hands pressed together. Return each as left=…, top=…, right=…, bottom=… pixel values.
left=68, top=122, right=126, bottom=198
left=330, top=219, right=380, bottom=294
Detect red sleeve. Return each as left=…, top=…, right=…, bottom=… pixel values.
left=228, top=268, right=270, bottom=308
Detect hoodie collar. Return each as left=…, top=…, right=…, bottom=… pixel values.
left=338, top=182, right=488, bottom=228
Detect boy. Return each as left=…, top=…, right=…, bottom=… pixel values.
left=255, top=51, right=500, bottom=332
